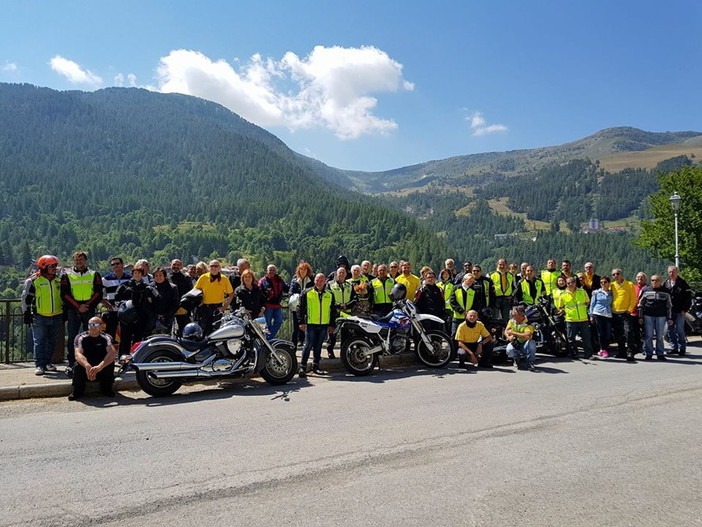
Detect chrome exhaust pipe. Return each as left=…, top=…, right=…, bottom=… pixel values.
left=133, top=361, right=207, bottom=372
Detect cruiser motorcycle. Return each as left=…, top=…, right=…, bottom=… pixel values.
left=124, top=310, right=297, bottom=396
left=336, top=284, right=454, bottom=376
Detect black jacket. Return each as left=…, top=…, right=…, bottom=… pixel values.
left=664, top=276, right=692, bottom=313
left=234, top=284, right=265, bottom=316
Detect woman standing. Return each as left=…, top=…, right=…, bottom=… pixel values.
left=150, top=266, right=180, bottom=334
left=234, top=269, right=265, bottom=318
left=589, top=276, right=613, bottom=358
left=290, top=261, right=314, bottom=348
left=115, top=265, right=155, bottom=355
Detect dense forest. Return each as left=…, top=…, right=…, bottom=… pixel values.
left=0, top=83, right=450, bottom=296
left=0, top=83, right=691, bottom=297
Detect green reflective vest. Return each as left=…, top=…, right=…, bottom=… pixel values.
left=328, top=281, right=353, bottom=313
left=541, top=269, right=560, bottom=295
left=519, top=279, right=545, bottom=305
left=557, top=289, right=590, bottom=322
left=371, top=277, right=395, bottom=304
left=33, top=275, right=63, bottom=317
left=490, top=271, right=514, bottom=296
left=451, top=288, right=475, bottom=319
left=66, top=269, right=96, bottom=301
left=305, top=288, right=333, bottom=325
left=438, top=280, right=454, bottom=309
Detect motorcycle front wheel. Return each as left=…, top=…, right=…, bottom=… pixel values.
left=415, top=330, right=453, bottom=368
left=260, top=342, right=298, bottom=385
left=135, top=348, right=183, bottom=397
left=341, top=338, right=378, bottom=376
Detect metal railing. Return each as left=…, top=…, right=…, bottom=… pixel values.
left=1, top=299, right=33, bottom=363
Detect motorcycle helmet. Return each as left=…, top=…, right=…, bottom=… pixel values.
left=37, top=255, right=59, bottom=271
left=183, top=323, right=204, bottom=341
left=288, top=293, right=300, bottom=312
left=389, top=283, right=407, bottom=301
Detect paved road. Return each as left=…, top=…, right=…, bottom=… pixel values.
left=1, top=352, right=700, bottom=527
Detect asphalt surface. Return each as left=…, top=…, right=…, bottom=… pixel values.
left=1, top=345, right=700, bottom=527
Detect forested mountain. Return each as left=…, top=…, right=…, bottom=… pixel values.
left=0, top=83, right=450, bottom=295
left=326, top=127, right=702, bottom=193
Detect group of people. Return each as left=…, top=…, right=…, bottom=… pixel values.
left=20, top=251, right=693, bottom=398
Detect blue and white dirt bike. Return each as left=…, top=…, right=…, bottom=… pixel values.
left=335, top=284, right=454, bottom=376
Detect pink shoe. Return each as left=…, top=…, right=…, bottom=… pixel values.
left=598, top=350, right=609, bottom=358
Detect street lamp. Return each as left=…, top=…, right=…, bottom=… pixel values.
left=669, top=192, right=682, bottom=269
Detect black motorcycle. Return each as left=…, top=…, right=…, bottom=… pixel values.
left=123, top=310, right=297, bottom=396
left=523, top=297, right=569, bottom=357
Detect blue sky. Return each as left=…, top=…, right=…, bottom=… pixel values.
left=1, top=1, right=700, bottom=171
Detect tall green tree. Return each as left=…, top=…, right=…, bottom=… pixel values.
left=637, top=166, right=702, bottom=284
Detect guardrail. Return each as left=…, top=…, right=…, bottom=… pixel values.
left=1, top=299, right=33, bottom=364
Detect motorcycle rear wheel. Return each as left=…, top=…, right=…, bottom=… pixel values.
left=260, top=342, right=298, bottom=385
left=135, top=348, right=183, bottom=397
left=415, top=330, right=453, bottom=368
left=341, top=338, right=378, bottom=376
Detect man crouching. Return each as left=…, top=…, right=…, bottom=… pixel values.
left=69, top=316, right=117, bottom=400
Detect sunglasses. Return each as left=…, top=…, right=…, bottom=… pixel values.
left=88, top=322, right=102, bottom=327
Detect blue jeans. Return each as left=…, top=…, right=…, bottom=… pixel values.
left=264, top=307, right=283, bottom=340
left=301, top=325, right=329, bottom=368
left=506, top=339, right=536, bottom=363
left=32, top=315, right=63, bottom=368
left=644, top=315, right=667, bottom=357
left=667, top=313, right=686, bottom=353
left=66, top=309, right=94, bottom=365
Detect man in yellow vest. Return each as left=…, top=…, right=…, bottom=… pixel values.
left=450, top=274, right=477, bottom=337
left=515, top=265, right=546, bottom=305
left=22, top=255, right=64, bottom=375
left=298, top=273, right=335, bottom=377
left=491, top=258, right=515, bottom=321
left=60, top=251, right=103, bottom=373
left=326, top=267, right=355, bottom=359
left=554, top=277, right=593, bottom=359
left=371, top=264, right=395, bottom=316
left=541, top=258, right=560, bottom=296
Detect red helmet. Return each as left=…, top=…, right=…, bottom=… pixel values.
left=37, top=255, right=59, bottom=271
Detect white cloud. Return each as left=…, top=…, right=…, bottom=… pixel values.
left=114, top=73, right=138, bottom=87
left=49, top=55, right=102, bottom=86
left=156, top=46, right=413, bottom=140
left=2, top=62, right=18, bottom=72
left=467, top=111, right=508, bottom=136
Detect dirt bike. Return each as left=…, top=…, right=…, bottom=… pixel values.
left=335, top=289, right=454, bottom=376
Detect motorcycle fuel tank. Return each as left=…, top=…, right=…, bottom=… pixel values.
left=209, top=322, right=245, bottom=340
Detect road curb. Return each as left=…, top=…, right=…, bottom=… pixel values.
left=0, top=353, right=420, bottom=401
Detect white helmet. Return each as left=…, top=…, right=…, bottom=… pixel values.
left=288, top=293, right=301, bottom=312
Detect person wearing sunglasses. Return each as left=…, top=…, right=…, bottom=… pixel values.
left=69, top=316, right=117, bottom=400
left=610, top=269, right=637, bottom=362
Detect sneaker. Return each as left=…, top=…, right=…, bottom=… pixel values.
left=298, top=368, right=307, bottom=378
left=67, top=392, right=81, bottom=401
left=626, top=355, right=636, bottom=363
left=528, top=362, right=537, bottom=372
left=44, top=363, right=57, bottom=372
left=598, top=350, right=609, bottom=358
left=644, top=355, right=653, bottom=361
left=657, top=355, right=667, bottom=361
left=34, top=366, right=45, bottom=375
left=312, top=367, right=329, bottom=375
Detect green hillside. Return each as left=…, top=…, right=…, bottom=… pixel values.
left=0, top=83, right=451, bottom=295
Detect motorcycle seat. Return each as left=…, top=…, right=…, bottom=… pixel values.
left=178, top=338, right=209, bottom=352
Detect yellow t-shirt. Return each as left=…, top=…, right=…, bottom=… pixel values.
left=455, top=320, right=490, bottom=343
left=395, top=273, right=421, bottom=301
left=194, top=273, right=233, bottom=305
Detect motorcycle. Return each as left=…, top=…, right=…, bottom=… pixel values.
left=479, top=308, right=510, bottom=364
left=335, top=283, right=454, bottom=376
left=684, top=291, right=702, bottom=336
left=123, top=309, right=298, bottom=396
left=522, top=296, right=569, bottom=357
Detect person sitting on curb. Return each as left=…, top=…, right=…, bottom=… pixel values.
left=69, top=316, right=117, bottom=401
left=505, top=306, right=537, bottom=371
left=454, top=309, right=494, bottom=369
